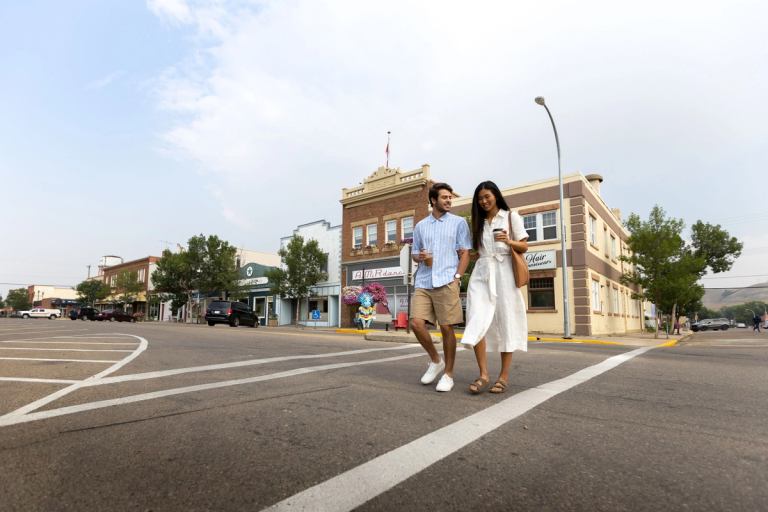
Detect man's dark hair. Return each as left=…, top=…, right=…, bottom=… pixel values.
left=429, top=182, right=454, bottom=207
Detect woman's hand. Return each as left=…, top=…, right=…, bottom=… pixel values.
left=493, top=229, right=510, bottom=244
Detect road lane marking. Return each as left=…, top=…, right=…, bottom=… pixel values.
left=0, top=340, right=138, bottom=345
left=261, top=345, right=656, bottom=512
left=0, top=334, right=148, bottom=420
left=0, top=357, right=121, bottom=363
left=88, top=344, right=420, bottom=386
left=0, top=377, right=80, bottom=384
left=0, top=348, right=134, bottom=353
left=0, top=329, right=92, bottom=336
left=0, top=349, right=455, bottom=427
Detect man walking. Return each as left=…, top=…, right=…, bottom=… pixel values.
left=410, top=182, right=472, bottom=392
left=753, top=314, right=761, bottom=333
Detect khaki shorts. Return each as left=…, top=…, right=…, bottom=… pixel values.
left=412, top=281, right=463, bottom=326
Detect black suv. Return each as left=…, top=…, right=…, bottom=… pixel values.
left=205, top=300, right=258, bottom=327
left=75, top=307, right=101, bottom=321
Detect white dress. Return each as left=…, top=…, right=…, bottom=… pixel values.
left=462, top=209, right=528, bottom=352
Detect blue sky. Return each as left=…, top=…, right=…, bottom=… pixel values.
left=2, top=0, right=767, bottom=300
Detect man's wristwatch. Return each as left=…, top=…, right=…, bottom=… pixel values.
left=454, top=273, right=462, bottom=280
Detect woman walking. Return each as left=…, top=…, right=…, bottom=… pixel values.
left=461, top=181, right=529, bottom=394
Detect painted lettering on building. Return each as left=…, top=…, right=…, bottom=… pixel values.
left=525, top=250, right=556, bottom=270
left=351, top=267, right=405, bottom=280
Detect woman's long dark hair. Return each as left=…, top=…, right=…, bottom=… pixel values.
left=471, top=181, right=511, bottom=250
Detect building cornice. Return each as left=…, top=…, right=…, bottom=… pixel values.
left=341, top=164, right=431, bottom=206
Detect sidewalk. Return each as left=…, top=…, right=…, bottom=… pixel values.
left=335, top=327, right=690, bottom=348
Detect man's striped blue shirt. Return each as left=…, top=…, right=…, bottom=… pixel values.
left=411, top=211, right=472, bottom=289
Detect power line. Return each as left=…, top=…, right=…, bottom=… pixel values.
left=701, top=274, right=768, bottom=280
left=704, top=286, right=768, bottom=290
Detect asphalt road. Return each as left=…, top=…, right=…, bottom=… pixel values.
left=1, top=319, right=766, bottom=511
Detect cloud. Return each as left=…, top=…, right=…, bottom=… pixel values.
left=85, top=70, right=125, bottom=90
left=146, top=0, right=768, bottom=265
left=146, top=0, right=193, bottom=25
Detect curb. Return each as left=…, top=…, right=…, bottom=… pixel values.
left=336, top=328, right=660, bottom=347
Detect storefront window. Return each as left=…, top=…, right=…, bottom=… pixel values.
left=528, top=278, right=555, bottom=309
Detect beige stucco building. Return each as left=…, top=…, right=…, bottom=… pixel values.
left=454, top=172, right=645, bottom=336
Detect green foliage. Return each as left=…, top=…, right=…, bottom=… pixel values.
left=5, top=288, right=31, bottom=311
left=265, top=236, right=328, bottom=323
left=113, top=271, right=143, bottom=306
left=152, top=234, right=241, bottom=310
left=690, top=221, right=743, bottom=274
left=707, top=301, right=767, bottom=324
left=621, top=205, right=742, bottom=323
left=0, top=294, right=5, bottom=309
left=76, top=279, right=111, bottom=306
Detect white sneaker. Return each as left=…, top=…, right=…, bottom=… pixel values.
left=435, top=374, right=454, bottom=392
left=420, top=359, right=445, bottom=384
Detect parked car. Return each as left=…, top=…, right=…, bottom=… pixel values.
left=19, top=308, right=62, bottom=319
left=76, top=307, right=102, bottom=321
left=691, top=318, right=730, bottom=332
left=205, top=300, right=258, bottom=327
left=68, top=309, right=78, bottom=320
left=100, top=310, right=136, bottom=322
left=735, top=322, right=747, bottom=328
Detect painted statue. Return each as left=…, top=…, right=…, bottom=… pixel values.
left=357, top=292, right=375, bottom=329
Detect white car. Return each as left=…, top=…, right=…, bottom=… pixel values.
left=736, top=322, right=747, bottom=328
left=19, top=308, right=62, bottom=319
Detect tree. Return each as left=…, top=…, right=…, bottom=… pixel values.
left=0, top=294, right=5, bottom=309
left=151, top=234, right=241, bottom=320
left=6, top=288, right=31, bottom=311
left=76, top=279, right=111, bottom=306
left=113, top=271, right=144, bottom=308
left=622, top=205, right=742, bottom=337
left=690, top=221, right=743, bottom=273
left=265, top=235, right=328, bottom=325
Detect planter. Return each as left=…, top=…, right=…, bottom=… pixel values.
left=268, top=318, right=279, bottom=327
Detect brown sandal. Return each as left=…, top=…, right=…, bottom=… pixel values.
left=469, top=377, right=489, bottom=394
left=489, top=378, right=508, bottom=394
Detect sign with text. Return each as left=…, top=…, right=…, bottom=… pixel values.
left=351, top=267, right=405, bottom=281
left=525, top=250, right=556, bottom=270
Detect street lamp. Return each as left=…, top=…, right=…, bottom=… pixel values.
left=535, top=96, right=572, bottom=339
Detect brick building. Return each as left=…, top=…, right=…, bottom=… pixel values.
left=339, top=164, right=438, bottom=327
left=97, top=256, right=160, bottom=316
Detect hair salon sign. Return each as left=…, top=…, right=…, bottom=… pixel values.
left=525, top=250, right=556, bottom=270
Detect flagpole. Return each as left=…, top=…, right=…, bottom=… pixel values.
left=386, top=131, right=391, bottom=169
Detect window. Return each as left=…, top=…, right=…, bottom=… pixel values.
left=610, top=235, right=617, bottom=260
left=308, top=298, right=328, bottom=317
left=109, top=275, right=116, bottom=287
left=138, top=268, right=146, bottom=283
left=522, top=211, right=558, bottom=242
left=528, top=277, right=555, bottom=309
left=612, top=287, right=620, bottom=314
left=353, top=226, right=363, bottom=249
left=366, top=223, right=377, bottom=246
left=589, top=215, right=598, bottom=246
left=604, top=227, right=609, bottom=256
left=606, top=286, right=614, bottom=314
left=385, top=220, right=397, bottom=243
left=321, top=253, right=328, bottom=274
left=591, top=280, right=601, bottom=312
left=401, top=216, right=414, bottom=241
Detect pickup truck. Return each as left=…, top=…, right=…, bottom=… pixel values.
left=19, top=308, right=62, bottom=319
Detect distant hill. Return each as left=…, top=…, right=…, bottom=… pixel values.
left=703, top=281, right=768, bottom=309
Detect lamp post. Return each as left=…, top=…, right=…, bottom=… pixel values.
left=535, top=96, right=572, bottom=338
